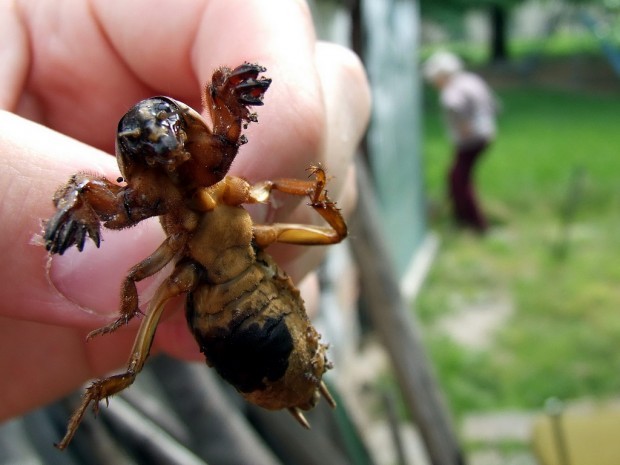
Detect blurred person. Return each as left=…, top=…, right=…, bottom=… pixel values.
left=423, top=51, right=498, bottom=233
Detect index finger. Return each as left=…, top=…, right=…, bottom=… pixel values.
left=93, top=0, right=325, bottom=182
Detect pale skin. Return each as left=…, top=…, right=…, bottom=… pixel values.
left=0, top=0, right=370, bottom=422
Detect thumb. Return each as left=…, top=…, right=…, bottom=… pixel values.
left=0, top=111, right=164, bottom=327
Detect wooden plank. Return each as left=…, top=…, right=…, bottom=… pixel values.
left=349, top=159, right=465, bottom=465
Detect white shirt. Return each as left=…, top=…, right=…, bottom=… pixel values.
left=440, top=71, right=498, bottom=145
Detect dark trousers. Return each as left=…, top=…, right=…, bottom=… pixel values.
left=448, top=139, right=489, bottom=232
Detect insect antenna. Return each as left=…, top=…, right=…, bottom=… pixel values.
left=288, top=407, right=311, bottom=429
left=319, top=381, right=337, bottom=408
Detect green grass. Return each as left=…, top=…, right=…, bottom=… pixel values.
left=420, top=31, right=604, bottom=66
left=417, top=85, right=620, bottom=418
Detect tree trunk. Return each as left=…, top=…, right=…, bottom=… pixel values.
left=490, top=4, right=508, bottom=62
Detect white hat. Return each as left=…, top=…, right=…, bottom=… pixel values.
left=422, top=51, right=463, bottom=81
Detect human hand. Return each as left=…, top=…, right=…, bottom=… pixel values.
left=0, top=0, right=370, bottom=420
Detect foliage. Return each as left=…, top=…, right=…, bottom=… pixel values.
left=420, top=32, right=603, bottom=66
left=420, top=0, right=516, bottom=16
left=421, top=0, right=596, bottom=18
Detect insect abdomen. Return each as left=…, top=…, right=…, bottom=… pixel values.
left=186, top=250, right=329, bottom=410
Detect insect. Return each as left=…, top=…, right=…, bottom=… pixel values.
left=43, top=63, right=348, bottom=450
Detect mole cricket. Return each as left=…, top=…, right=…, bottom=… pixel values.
left=43, top=63, right=347, bottom=449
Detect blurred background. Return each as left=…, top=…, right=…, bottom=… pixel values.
left=315, top=0, right=620, bottom=464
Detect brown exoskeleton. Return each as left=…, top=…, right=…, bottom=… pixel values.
left=43, top=63, right=347, bottom=450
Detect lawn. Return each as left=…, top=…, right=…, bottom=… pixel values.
left=417, top=81, right=620, bottom=417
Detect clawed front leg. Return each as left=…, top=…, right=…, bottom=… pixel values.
left=44, top=174, right=122, bottom=255
left=250, top=165, right=348, bottom=247
left=204, top=63, right=271, bottom=143
left=44, top=173, right=166, bottom=256
left=226, top=63, right=272, bottom=107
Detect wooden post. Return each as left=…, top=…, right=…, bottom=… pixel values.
left=349, top=159, right=465, bottom=465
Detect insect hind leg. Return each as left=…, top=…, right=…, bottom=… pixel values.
left=251, top=165, right=348, bottom=247
left=55, top=372, right=137, bottom=450
left=55, top=260, right=199, bottom=450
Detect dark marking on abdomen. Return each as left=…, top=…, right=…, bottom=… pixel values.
left=195, top=314, right=294, bottom=393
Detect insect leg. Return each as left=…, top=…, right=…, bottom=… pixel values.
left=204, top=63, right=271, bottom=143
left=55, top=261, right=199, bottom=450
left=250, top=165, right=348, bottom=247
left=44, top=174, right=123, bottom=255
left=87, top=233, right=188, bottom=340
